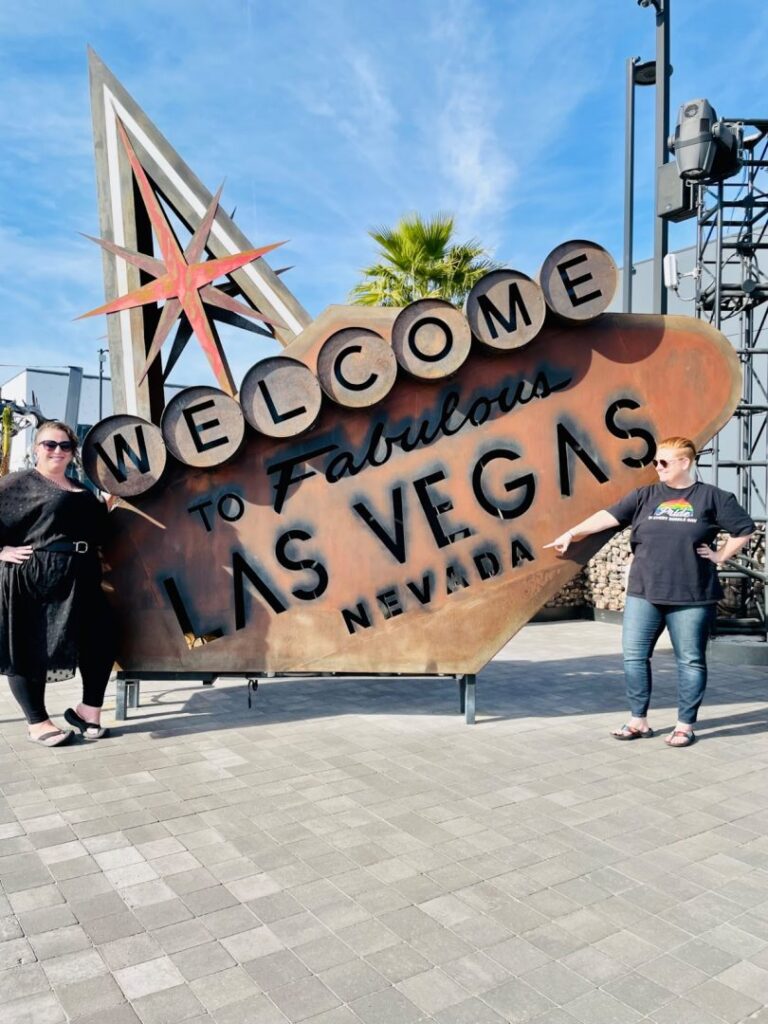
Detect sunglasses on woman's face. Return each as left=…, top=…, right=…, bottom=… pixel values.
left=38, top=440, right=75, bottom=452
left=652, top=457, right=684, bottom=469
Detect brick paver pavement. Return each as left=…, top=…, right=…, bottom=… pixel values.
left=1, top=621, right=767, bottom=1023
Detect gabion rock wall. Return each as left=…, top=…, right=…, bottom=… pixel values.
left=546, top=526, right=765, bottom=617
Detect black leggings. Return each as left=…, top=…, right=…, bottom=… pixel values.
left=8, top=644, right=112, bottom=725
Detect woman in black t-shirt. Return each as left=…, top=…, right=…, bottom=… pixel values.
left=0, top=421, right=115, bottom=746
left=545, top=437, right=755, bottom=747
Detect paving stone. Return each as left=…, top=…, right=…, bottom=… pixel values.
left=190, top=965, right=263, bottom=1011
left=0, top=962, right=51, bottom=1001
left=433, top=997, right=509, bottom=1024
left=18, top=904, right=77, bottom=935
left=715, top=960, right=768, bottom=1003
left=410, top=927, right=473, bottom=965
left=685, top=977, right=763, bottom=1023
left=0, top=936, right=37, bottom=969
left=130, top=982, right=205, bottom=1024
left=335, top=917, right=398, bottom=955
left=58, top=873, right=114, bottom=901
left=648, top=996, right=728, bottom=1024
left=486, top=936, right=551, bottom=975
left=1, top=990, right=66, bottom=1024
left=673, top=937, right=740, bottom=976
left=211, top=992, right=288, bottom=1023
left=220, top=924, right=285, bottom=962
left=8, top=883, right=64, bottom=913
left=114, top=955, right=186, bottom=1000
left=482, top=976, right=556, bottom=1021
left=635, top=952, right=708, bottom=994
left=29, top=924, right=92, bottom=960
left=295, top=934, right=357, bottom=973
left=70, top=891, right=128, bottom=922
left=153, top=918, right=212, bottom=954
left=602, top=970, right=676, bottom=1014
left=245, top=947, right=311, bottom=990
left=43, top=948, right=108, bottom=987
left=171, top=939, right=235, bottom=980
left=0, top=913, right=23, bottom=940
left=269, top=911, right=330, bottom=948
left=200, top=904, right=258, bottom=938
left=565, top=987, right=644, bottom=1024
left=123, top=881, right=180, bottom=909
left=594, top=929, right=660, bottom=968
left=319, top=958, right=389, bottom=1002
left=72, top=1001, right=141, bottom=1024
left=302, top=1009, right=361, bottom=1024
left=133, top=899, right=193, bottom=929
left=520, top=960, right=594, bottom=1003
left=55, top=972, right=125, bottom=1017
left=100, top=932, right=165, bottom=970
left=396, top=966, right=469, bottom=1014
left=182, top=885, right=239, bottom=915
left=348, top=987, right=423, bottom=1024
left=268, top=975, right=340, bottom=1022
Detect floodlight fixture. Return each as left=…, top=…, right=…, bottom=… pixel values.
left=668, top=99, right=742, bottom=183
left=633, top=60, right=656, bottom=86
left=637, top=0, right=663, bottom=12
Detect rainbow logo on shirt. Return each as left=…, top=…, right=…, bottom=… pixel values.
left=652, top=498, right=694, bottom=519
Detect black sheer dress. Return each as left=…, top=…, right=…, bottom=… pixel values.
left=0, top=469, right=114, bottom=682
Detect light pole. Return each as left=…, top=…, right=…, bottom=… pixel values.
left=98, top=348, right=108, bottom=420
left=637, top=0, right=672, bottom=314
left=623, top=57, right=656, bottom=312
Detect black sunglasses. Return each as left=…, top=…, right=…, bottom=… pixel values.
left=38, top=440, right=75, bottom=452
left=652, top=457, right=684, bottom=469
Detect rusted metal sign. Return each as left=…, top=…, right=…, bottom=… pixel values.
left=82, top=240, right=741, bottom=675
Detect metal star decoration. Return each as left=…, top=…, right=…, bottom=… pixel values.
left=78, top=120, right=286, bottom=395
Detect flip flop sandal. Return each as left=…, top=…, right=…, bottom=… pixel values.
left=64, top=708, right=110, bottom=740
left=28, top=729, right=73, bottom=748
left=665, top=729, right=696, bottom=747
left=612, top=723, right=654, bottom=740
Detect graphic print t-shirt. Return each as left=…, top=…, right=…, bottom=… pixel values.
left=606, top=482, right=755, bottom=604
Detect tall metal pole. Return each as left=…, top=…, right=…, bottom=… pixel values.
left=623, top=58, right=638, bottom=313
left=98, top=348, right=107, bottom=420
left=653, top=0, right=671, bottom=314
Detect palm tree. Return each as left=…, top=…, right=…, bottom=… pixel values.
left=350, top=213, right=496, bottom=307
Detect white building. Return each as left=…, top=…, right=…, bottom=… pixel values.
left=0, top=367, right=183, bottom=473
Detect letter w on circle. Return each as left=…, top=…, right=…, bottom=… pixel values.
left=93, top=427, right=151, bottom=483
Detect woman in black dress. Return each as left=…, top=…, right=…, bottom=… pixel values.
left=0, top=421, right=115, bottom=746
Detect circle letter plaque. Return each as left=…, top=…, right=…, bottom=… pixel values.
left=160, top=386, right=245, bottom=468
left=240, top=356, right=323, bottom=438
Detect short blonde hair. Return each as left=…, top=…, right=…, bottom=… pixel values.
left=657, top=436, right=697, bottom=462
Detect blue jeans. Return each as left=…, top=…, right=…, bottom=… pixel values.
left=622, top=596, right=715, bottom=725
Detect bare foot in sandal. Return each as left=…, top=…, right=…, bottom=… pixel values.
left=28, top=720, right=72, bottom=747
left=665, top=725, right=696, bottom=747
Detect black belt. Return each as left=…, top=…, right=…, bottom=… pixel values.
left=39, top=541, right=90, bottom=554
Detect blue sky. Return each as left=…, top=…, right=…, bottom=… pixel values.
left=1, top=0, right=766, bottom=389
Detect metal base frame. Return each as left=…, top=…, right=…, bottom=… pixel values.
left=114, top=671, right=478, bottom=724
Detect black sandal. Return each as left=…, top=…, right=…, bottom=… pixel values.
left=64, top=708, right=110, bottom=740
left=612, top=723, right=654, bottom=740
